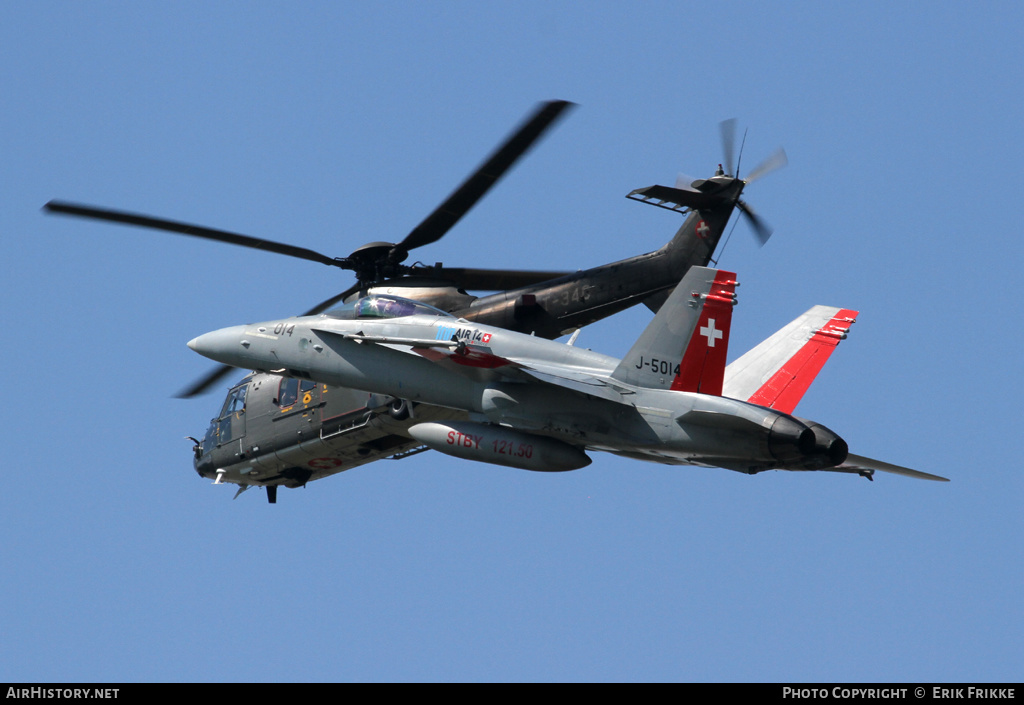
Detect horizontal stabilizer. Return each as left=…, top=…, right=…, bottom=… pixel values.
left=627, top=185, right=735, bottom=212
left=723, top=306, right=857, bottom=413
left=839, top=453, right=949, bottom=482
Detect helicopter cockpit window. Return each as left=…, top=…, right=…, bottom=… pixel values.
left=214, top=383, right=248, bottom=446
left=323, top=295, right=453, bottom=321
left=220, top=384, right=247, bottom=418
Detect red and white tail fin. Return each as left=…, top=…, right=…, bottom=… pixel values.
left=722, top=305, right=857, bottom=413
left=611, top=266, right=737, bottom=393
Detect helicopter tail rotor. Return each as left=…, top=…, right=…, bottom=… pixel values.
left=718, top=118, right=786, bottom=246
left=743, top=146, right=788, bottom=185
left=720, top=118, right=737, bottom=177
left=736, top=199, right=773, bottom=246
left=631, top=120, right=786, bottom=247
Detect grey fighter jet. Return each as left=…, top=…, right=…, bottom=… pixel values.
left=188, top=266, right=949, bottom=489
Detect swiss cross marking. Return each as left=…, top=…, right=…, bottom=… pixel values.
left=701, top=318, right=723, bottom=347
left=696, top=220, right=710, bottom=239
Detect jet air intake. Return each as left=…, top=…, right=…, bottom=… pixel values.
left=408, top=421, right=591, bottom=472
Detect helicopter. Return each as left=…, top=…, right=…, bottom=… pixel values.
left=44, top=102, right=786, bottom=502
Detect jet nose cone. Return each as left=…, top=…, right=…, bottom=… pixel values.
left=186, top=326, right=249, bottom=365
left=187, top=331, right=218, bottom=356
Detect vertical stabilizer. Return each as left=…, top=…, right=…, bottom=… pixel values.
left=612, top=266, right=737, bottom=392
left=722, top=305, right=857, bottom=413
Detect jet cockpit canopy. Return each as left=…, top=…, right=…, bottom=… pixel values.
left=323, top=294, right=454, bottom=321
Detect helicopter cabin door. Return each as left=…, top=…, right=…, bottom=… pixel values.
left=270, top=377, right=322, bottom=445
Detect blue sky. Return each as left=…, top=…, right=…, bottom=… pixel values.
left=2, top=1, right=1021, bottom=682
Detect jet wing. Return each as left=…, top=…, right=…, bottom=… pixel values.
left=517, top=364, right=630, bottom=404
left=317, top=327, right=631, bottom=403
left=413, top=344, right=629, bottom=403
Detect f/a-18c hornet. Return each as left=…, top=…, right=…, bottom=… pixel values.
left=187, top=265, right=949, bottom=500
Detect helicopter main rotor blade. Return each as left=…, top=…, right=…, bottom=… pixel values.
left=397, top=100, right=574, bottom=253
left=44, top=200, right=341, bottom=268
left=437, top=267, right=572, bottom=291
left=175, top=363, right=240, bottom=399
left=301, top=283, right=365, bottom=316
